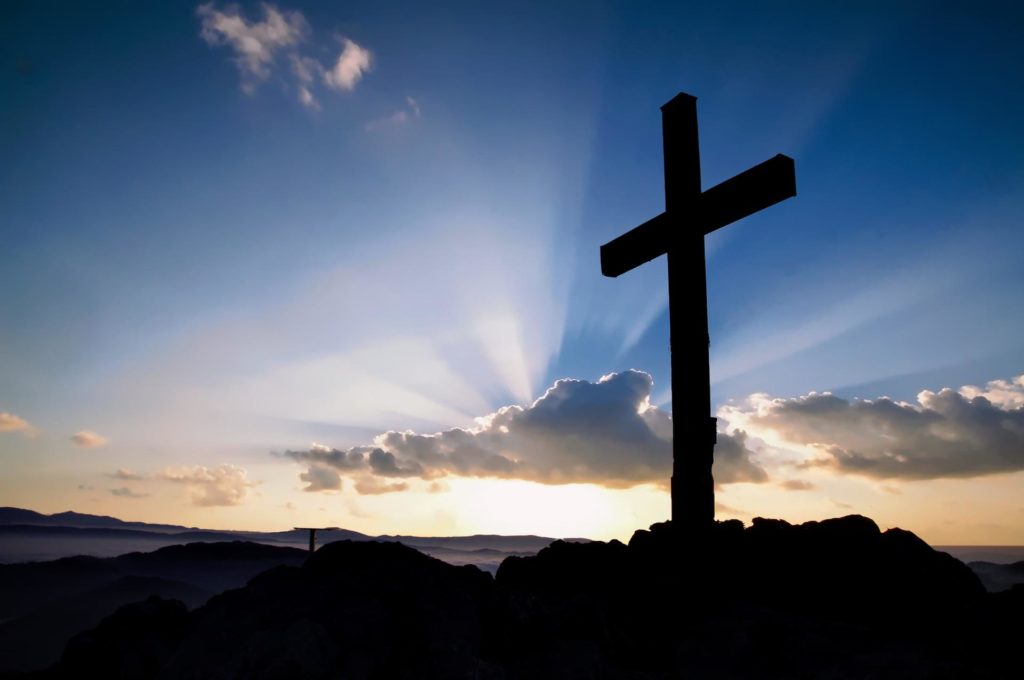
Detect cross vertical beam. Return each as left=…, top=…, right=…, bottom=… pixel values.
left=662, top=94, right=715, bottom=529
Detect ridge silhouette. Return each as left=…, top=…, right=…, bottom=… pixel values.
left=39, top=516, right=1022, bottom=679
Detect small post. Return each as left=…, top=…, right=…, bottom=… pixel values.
left=294, top=526, right=339, bottom=554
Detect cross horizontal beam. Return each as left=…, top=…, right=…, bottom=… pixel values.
left=600, top=154, right=796, bottom=278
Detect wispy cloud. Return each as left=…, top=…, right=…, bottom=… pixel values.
left=197, top=3, right=370, bottom=107
left=108, top=468, right=143, bottom=480
left=353, top=477, right=408, bottom=495
left=324, top=38, right=371, bottom=91
left=365, top=96, right=421, bottom=131
left=110, top=487, right=149, bottom=499
left=158, top=464, right=259, bottom=506
left=197, top=2, right=308, bottom=92
left=0, top=412, right=34, bottom=436
left=71, top=430, right=109, bottom=448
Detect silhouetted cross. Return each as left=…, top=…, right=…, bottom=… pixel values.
left=600, top=92, right=796, bottom=530
left=295, top=526, right=338, bottom=554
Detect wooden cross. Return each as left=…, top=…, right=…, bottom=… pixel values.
left=600, top=92, right=796, bottom=530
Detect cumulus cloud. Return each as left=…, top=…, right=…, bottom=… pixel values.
left=0, top=412, right=34, bottom=436
left=300, top=464, right=341, bottom=492
left=198, top=2, right=308, bottom=90
left=110, top=487, right=149, bottom=499
left=71, top=430, right=109, bottom=448
left=158, top=464, right=258, bottom=506
left=324, top=38, right=370, bottom=91
left=108, top=468, right=143, bottom=480
left=960, top=374, right=1024, bottom=409
left=281, top=370, right=767, bottom=491
left=719, top=373, right=1024, bottom=480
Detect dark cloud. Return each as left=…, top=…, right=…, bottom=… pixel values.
left=734, top=376, right=1024, bottom=480
left=281, top=370, right=767, bottom=491
left=712, top=430, right=768, bottom=486
left=300, top=465, right=341, bottom=492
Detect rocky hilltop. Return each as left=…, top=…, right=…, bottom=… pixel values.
left=39, top=515, right=1022, bottom=679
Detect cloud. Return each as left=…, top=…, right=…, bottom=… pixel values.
left=324, top=38, right=370, bottom=91
left=297, top=86, right=319, bottom=110
left=780, top=479, right=815, bottom=491
left=353, top=477, right=409, bottom=495
left=289, top=54, right=322, bottom=109
left=299, top=464, right=341, bottom=492
left=77, top=484, right=93, bottom=491
left=960, top=374, right=1024, bottom=409
left=158, top=464, right=258, bottom=506
left=719, top=373, right=1024, bottom=480
left=71, top=430, right=109, bottom=448
left=108, top=468, right=143, bottom=480
left=0, top=412, right=34, bottom=436
left=281, top=370, right=767, bottom=491
left=197, top=2, right=308, bottom=91
left=110, top=487, right=149, bottom=499
left=365, top=96, right=421, bottom=131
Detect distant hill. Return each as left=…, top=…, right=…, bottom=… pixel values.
left=0, top=506, right=194, bottom=533
left=0, top=541, right=306, bottom=673
left=0, top=508, right=578, bottom=573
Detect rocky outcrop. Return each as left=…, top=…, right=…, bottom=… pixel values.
left=42, top=516, right=1020, bottom=679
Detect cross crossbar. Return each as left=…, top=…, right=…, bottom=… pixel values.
left=600, top=154, right=795, bottom=278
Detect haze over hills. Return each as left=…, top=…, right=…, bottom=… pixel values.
left=0, top=507, right=584, bottom=569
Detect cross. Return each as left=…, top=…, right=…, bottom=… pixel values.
left=600, top=92, right=796, bottom=530
left=294, top=526, right=339, bottom=554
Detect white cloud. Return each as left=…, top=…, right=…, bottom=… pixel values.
left=960, top=374, right=1024, bottom=409
left=158, top=464, right=259, bottom=506
left=324, top=38, right=371, bottom=91
left=719, top=373, right=1024, bottom=480
left=282, top=371, right=766, bottom=491
left=197, top=2, right=308, bottom=91
left=71, top=430, right=109, bottom=448
left=0, top=412, right=34, bottom=436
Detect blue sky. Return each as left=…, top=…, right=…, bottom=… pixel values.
left=2, top=1, right=1022, bottom=541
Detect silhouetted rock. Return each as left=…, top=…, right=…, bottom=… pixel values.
left=40, top=518, right=1023, bottom=679
left=59, top=596, right=189, bottom=679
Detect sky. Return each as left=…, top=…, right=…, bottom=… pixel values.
left=1, top=1, right=1023, bottom=544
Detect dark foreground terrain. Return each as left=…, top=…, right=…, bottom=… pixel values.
left=6, top=514, right=1021, bottom=679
